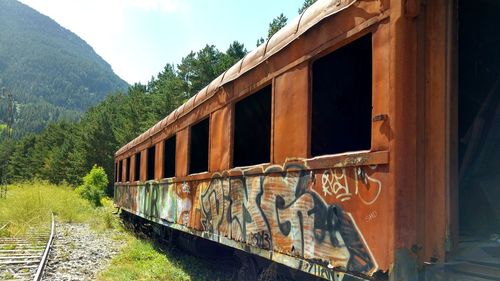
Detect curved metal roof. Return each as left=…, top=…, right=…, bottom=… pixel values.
left=116, top=0, right=356, bottom=156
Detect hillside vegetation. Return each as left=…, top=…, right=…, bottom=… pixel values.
left=0, top=0, right=128, bottom=138
left=0, top=42, right=248, bottom=188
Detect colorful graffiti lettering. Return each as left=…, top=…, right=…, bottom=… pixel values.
left=114, top=164, right=382, bottom=276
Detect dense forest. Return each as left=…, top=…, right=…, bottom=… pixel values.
left=0, top=0, right=316, bottom=191
left=0, top=0, right=128, bottom=139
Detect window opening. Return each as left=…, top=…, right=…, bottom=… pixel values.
left=135, top=152, right=141, bottom=181
left=126, top=157, right=131, bottom=182
left=147, top=146, right=156, bottom=180
left=233, top=85, right=272, bottom=167
left=119, top=160, right=123, bottom=182
left=311, top=34, right=372, bottom=157
left=189, top=118, right=209, bottom=174
left=163, top=135, right=176, bottom=178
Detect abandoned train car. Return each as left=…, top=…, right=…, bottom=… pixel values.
left=114, top=0, right=500, bottom=280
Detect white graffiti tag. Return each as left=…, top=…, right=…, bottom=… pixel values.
left=354, top=166, right=382, bottom=205
left=321, top=168, right=352, bottom=201
left=321, top=167, right=382, bottom=205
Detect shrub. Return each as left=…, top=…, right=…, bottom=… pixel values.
left=76, top=165, right=108, bottom=207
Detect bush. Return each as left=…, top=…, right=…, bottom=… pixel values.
left=76, top=165, right=108, bottom=207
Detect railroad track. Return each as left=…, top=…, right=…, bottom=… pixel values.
left=0, top=214, right=55, bottom=281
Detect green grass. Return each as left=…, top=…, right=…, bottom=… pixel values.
left=97, top=235, right=237, bottom=281
left=89, top=197, right=123, bottom=233
left=98, top=238, right=191, bottom=281
left=0, top=181, right=94, bottom=236
left=0, top=181, right=117, bottom=237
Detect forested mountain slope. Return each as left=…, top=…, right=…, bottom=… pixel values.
left=0, top=0, right=128, bottom=138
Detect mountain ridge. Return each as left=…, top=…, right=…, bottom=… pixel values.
left=0, top=0, right=129, bottom=138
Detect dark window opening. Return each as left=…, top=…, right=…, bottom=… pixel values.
left=134, top=152, right=141, bottom=181
left=114, top=162, right=118, bottom=182
left=126, top=157, right=131, bottom=182
left=458, top=0, right=500, bottom=236
left=118, top=160, right=123, bottom=182
left=147, top=146, right=156, bottom=180
left=163, top=136, right=176, bottom=178
left=311, top=34, right=372, bottom=157
left=233, top=85, right=272, bottom=167
left=189, top=118, right=209, bottom=174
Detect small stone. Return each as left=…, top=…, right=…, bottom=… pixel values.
left=41, top=222, right=124, bottom=281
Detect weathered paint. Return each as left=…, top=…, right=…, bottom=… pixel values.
left=113, top=0, right=461, bottom=279
left=115, top=162, right=388, bottom=279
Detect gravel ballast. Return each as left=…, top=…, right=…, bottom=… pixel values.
left=42, top=223, right=124, bottom=281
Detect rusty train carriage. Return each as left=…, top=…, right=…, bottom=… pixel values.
left=114, top=0, right=500, bottom=280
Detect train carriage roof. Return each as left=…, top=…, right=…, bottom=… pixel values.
left=116, top=0, right=357, bottom=156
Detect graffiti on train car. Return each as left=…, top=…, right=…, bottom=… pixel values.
left=320, top=166, right=382, bottom=205
left=200, top=164, right=378, bottom=274
left=115, top=163, right=382, bottom=275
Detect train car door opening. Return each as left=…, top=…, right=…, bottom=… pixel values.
left=458, top=0, right=500, bottom=241
left=453, top=0, right=500, bottom=270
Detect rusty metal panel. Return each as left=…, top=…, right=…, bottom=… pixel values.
left=155, top=142, right=163, bottom=180
left=184, top=95, right=196, bottom=114
left=420, top=0, right=454, bottom=262
left=233, top=67, right=271, bottom=103
left=388, top=0, right=419, bottom=273
left=140, top=150, right=147, bottom=182
left=193, top=86, right=210, bottom=108
left=209, top=106, right=231, bottom=172
left=266, top=16, right=301, bottom=56
left=151, top=130, right=166, bottom=146
left=239, top=44, right=266, bottom=76
left=206, top=73, right=225, bottom=100
left=176, top=128, right=189, bottom=177
left=215, top=84, right=231, bottom=106
left=121, top=159, right=126, bottom=183
left=372, top=22, right=391, bottom=151
left=130, top=154, right=137, bottom=183
left=150, top=121, right=163, bottom=138
left=273, top=63, right=309, bottom=163
left=222, top=61, right=242, bottom=85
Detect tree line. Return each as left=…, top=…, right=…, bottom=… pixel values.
left=0, top=42, right=246, bottom=191
left=0, top=0, right=316, bottom=192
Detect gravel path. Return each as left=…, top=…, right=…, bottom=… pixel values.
left=42, top=223, right=124, bottom=281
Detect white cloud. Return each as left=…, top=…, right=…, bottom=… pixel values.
left=18, top=0, right=187, bottom=37
left=17, top=0, right=189, bottom=83
left=126, top=0, right=185, bottom=12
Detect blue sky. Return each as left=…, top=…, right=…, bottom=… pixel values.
left=18, top=0, right=305, bottom=84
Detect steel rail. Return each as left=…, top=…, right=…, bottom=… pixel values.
left=33, top=212, right=55, bottom=281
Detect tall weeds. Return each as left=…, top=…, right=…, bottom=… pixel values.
left=0, top=181, right=94, bottom=236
